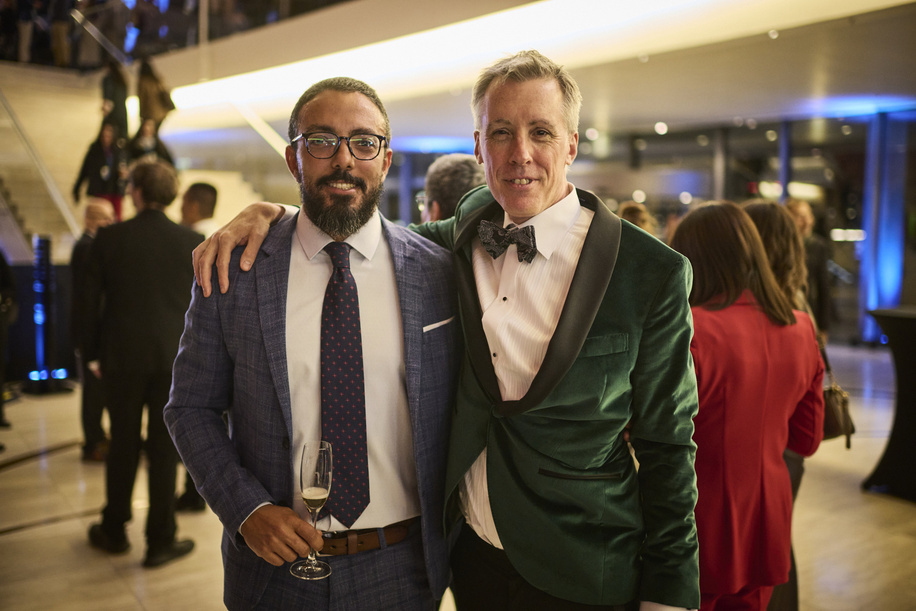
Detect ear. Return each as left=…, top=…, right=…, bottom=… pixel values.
left=285, top=145, right=300, bottom=181
left=566, top=132, right=579, bottom=166
left=474, top=131, right=483, bottom=164
left=429, top=201, right=442, bottom=222
left=379, top=147, right=393, bottom=179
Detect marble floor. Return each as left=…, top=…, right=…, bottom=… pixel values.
left=0, top=344, right=913, bottom=610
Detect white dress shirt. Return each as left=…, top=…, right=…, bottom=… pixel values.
left=286, top=208, right=420, bottom=531
left=459, top=186, right=689, bottom=611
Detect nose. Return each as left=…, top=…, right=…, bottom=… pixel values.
left=509, top=134, right=533, bottom=165
left=331, top=138, right=355, bottom=168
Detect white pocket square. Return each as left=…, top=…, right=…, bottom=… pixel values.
left=423, top=316, right=455, bottom=333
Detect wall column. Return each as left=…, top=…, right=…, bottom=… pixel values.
left=860, top=113, right=908, bottom=341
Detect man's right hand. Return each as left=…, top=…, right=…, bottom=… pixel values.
left=192, top=202, right=286, bottom=296
left=239, top=504, right=324, bottom=566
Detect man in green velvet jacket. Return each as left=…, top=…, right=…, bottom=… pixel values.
left=409, top=51, right=699, bottom=611
left=192, top=50, right=700, bottom=611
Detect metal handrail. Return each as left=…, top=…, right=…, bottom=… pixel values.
left=70, top=8, right=131, bottom=67
left=0, top=89, right=81, bottom=238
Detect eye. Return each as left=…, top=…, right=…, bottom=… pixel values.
left=351, top=136, right=379, bottom=150
left=307, top=135, right=335, bottom=147
left=488, top=128, right=511, bottom=141
left=533, top=128, right=553, bottom=140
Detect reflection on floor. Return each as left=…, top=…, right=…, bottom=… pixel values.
left=0, top=344, right=913, bottom=610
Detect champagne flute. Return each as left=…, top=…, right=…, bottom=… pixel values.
left=290, top=440, right=333, bottom=580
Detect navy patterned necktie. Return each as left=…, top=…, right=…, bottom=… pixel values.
left=320, top=242, right=369, bottom=528
left=478, top=219, right=538, bottom=263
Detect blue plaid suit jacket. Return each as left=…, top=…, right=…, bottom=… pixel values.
left=165, top=211, right=461, bottom=609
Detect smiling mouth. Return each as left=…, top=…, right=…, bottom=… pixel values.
left=319, top=170, right=366, bottom=193
left=327, top=181, right=357, bottom=190
left=509, top=178, right=534, bottom=185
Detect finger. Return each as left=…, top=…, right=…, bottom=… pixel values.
left=262, top=552, right=284, bottom=567
left=258, top=548, right=289, bottom=567
left=215, top=234, right=241, bottom=295
left=276, top=543, right=301, bottom=564
left=296, top=521, right=324, bottom=553
left=239, top=235, right=263, bottom=272
left=192, top=238, right=215, bottom=297
left=250, top=534, right=301, bottom=565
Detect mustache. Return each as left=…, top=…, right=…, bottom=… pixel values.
left=316, top=170, right=367, bottom=192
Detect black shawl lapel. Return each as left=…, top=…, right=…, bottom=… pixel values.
left=454, top=200, right=505, bottom=405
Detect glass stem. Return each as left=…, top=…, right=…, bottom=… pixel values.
left=307, top=509, right=319, bottom=567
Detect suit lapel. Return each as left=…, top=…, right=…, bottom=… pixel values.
left=255, top=213, right=297, bottom=431
left=384, top=218, right=424, bottom=428
left=454, top=201, right=505, bottom=405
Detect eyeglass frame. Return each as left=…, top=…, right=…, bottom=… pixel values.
left=290, top=131, right=389, bottom=161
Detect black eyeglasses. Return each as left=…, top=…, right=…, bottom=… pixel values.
left=290, top=132, right=388, bottom=161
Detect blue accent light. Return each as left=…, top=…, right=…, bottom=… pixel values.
left=29, top=371, right=40, bottom=381
left=657, top=170, right=709, bottom=198
left=52, top=369, right=68, bottom=380
left=33, top=303, right=45, bottom=325
left=391, top=137, right=476, bottom=154
left=801, top=95, right=916, bottom=118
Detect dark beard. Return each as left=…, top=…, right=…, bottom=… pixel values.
left=299, top=169, right=382, bottom=239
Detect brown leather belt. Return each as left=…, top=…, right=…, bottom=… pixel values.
left=320, top=517, right=419, bottom=556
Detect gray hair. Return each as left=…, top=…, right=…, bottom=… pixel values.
left=471, top=50, right=582, bottom=134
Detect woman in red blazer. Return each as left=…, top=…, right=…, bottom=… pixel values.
left=670, top=202, right=825, bottom=611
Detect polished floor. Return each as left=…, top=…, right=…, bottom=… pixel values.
left=0, top=344, right=913, bottom=610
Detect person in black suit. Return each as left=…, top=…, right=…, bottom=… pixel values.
left=0, top=247, right=16, bottom=434
left=82, top=160, right=203, bottom=568
left=70, top=200, right=116, bottom=462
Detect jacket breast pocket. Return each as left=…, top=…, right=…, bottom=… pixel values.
left=579, top=333, right=628, bottom=358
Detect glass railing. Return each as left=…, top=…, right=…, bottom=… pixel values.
left=0, top=86, right=80, bottom=264
left=6, top=0, right=354, bottom=70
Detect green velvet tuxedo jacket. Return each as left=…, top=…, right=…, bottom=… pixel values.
left=415, top=186, right=701, bottom=608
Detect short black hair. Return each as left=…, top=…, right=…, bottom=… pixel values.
left=184, top=182, right=218, bottom=217
left=287, top=77, right=391, bottom=142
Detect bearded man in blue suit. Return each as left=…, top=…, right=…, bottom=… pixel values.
left=164, top=77, right=461, bottom=610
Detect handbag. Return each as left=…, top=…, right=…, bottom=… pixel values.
left=820, top=347, right=855, bottom=448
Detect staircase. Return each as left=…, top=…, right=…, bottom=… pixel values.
left=0, top=61, right=99, bottom=264
left=0, top=61, right=273, bottom=266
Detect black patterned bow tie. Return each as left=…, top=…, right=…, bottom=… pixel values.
left=478, top=219, right=538, bottom=263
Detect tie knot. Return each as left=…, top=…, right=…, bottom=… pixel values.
left=324, top=242, right=352, bottom=269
